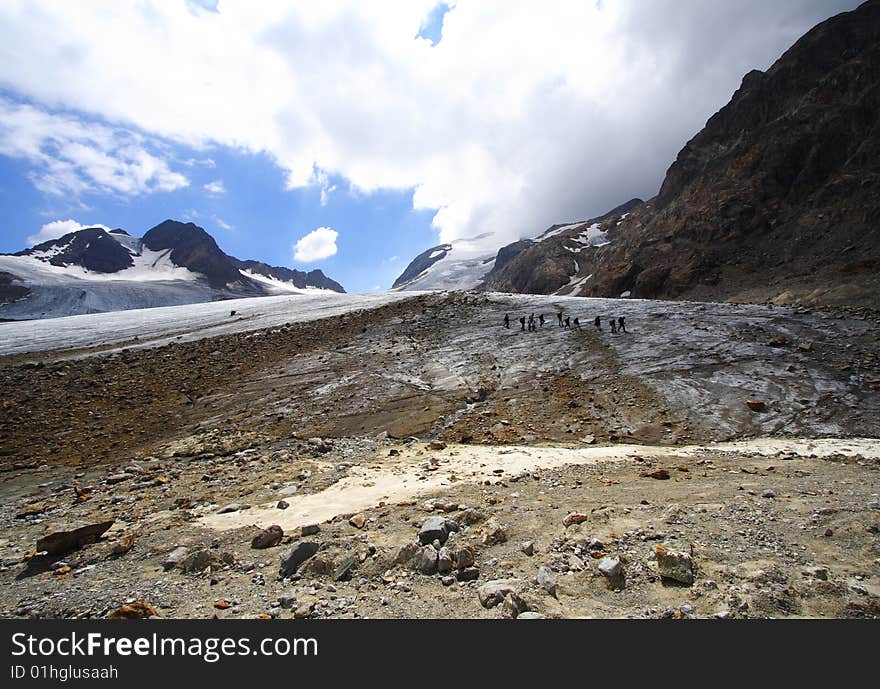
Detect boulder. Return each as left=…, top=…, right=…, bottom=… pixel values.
left=279, top=541, right=320, bottom=577
left=251, top=525, right=284, bottom=549
left=36, top=520, right=115, bottom=556
left=478, top=579, right=521, bottom=608
left=655, top=545, right=695, bottom=585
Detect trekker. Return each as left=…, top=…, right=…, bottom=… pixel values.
left=573, top=317, right=580, bottom=329
left=528, top=314, right=535, bottom=331
left=520, top=316, right=526, bottom=331
left=610, top=319, right=617, bottom=333
left=594, top=316, right=601, bottom=331
left=557, top=312, right=564, bottom=327
left=503, top=314, right=510, bottom=329
left=618, top=316, right=626, bottom=333
left=564, top=316, right=571, bottom=329
left=539, top=314, right=545, bottom=328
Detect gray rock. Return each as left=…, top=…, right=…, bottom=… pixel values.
left=457, top=566, right=480, bottom=582
left=441, top=575, right=456, bottom=586
left=517, top=612, right=546, bottom=619
left=521, top=541, right=535, bottom=557
left=453, top=545, right=476, bottom=570
left=179, top=549, right=219, bottom=573
left=162, top=546, right=189, bottom=571
left=598, top=556, right=623, bottom=578
left=419, top=516, right=458, bottom=545
left=502, top=592, right=530, bottom=618
left=217, top=503, right=243, bottom=514
left=251, top=525, right=283, bottom=549
left=393, top=542, right=421, bottom=567
left=762, top=490, right=776, bottom=498
left=278, top=593, right=297, bottom=609
left=279, top=485, right=299, bottom=497
left=418, top=546, right=439, bottom=575
left=437, top=547, right=453, bottom=574
left=36, top=520, right=115, bottom=556
left=276, top=500, right=289, bottom=510
left=279, top=541, right=320, bottom=577
left=333, top=555, right=357, bottom=582
left=300, top=524, right=321, bottom=537
left=478, top=579, right=521, bottom=608
left=537, top=566, right=558, bottom=598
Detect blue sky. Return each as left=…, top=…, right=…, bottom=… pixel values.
left=0, top=1, right=859, bottom=292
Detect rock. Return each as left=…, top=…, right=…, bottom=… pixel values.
left=762, top=490, right=776, bottom=499
left=481, top=521, right=508, bottom=546
left=824, top=528, right=834, bottom=537
left=453, top=545, right=476, bottom=570
left=108, top=534, right=135, bottom=556
left=641, top=467, right=670, bottom=480
left=278, top=594, right=297, bottom=609
left=276, top=500, right=289, bottom=510
left=105, top=473, right=132, bottom=485
left=179, top=549, right=219, bottom=574
left=251, top=525, right=284, bottom=549
left=457, top=567, right=480, bottom=582
left=441, top=576, right=456, bottom=586
left=418, top=546, right=439, bottom=575
left=517, top=612, right=546, bottom=620
left=107, top=601, right=160, bottom=619
left=768, top=335, right=789, bottom=347
left=279, top=541, right=320, bottom=577
left=746, top=399, right=767, bottom=412
left=349, top=514, right=367, bottom=529
left=15, top=502, right=49, bottom=519
left=537, top=566, right=558, bottom=598
left=797, top=341, right=813, bottom=352
left=502, top=592, right=530, bottom=618
left=428, top=440, right=447, bottom=450
left=478, top=579, right=521, bottom=608
left=437, top=547, right=453, bottom=574
left=217, top=503, right=243, bottom=514
left=419, top=516, right=457, bottom=545
left=582, top=434, right=597, bottom=445
left=598, top=556, right=623, bottom=578
left=279, top=486, right=299, bottom=497
left=36, top=520, right=115, bottom=556
left=301, top=524, right=321, bottom=537
left=333, top=555, right=357, bottom=582
left=655, top=545, right=695, bottom=585
left=563, top=512, right=589, bottom=527
left=521, top=541, right=535, bottom=557
left=162, top=546, right=189, bottom=571
left=848, top=580, right=869, bottom=595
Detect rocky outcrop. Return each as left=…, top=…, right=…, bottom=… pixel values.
left=392, top=244, right=452, bottom=288
left=17, top=227, right=134, bottom=273
left=142, top=220, right=248, bottom=289
left=232, top=258, right=345, bottom=293
left=580, top=0, right=880, bottom=306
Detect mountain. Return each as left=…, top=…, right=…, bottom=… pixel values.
left=396, top=1, right=880, bottom=307
left=574, top=0, right=880, bottom=307
left=0, top=220, right=345, bottom=320
left=391, top=233, right=498, bottom=291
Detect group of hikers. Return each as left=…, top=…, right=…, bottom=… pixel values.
left=503, top=311, right=627, bottom=333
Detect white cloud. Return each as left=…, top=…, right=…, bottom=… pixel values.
left=0, top=1, right=861, bottom=250
left=0, top=97, right=189, bottom=197
left=27, top=219, right=110, bottom=246
left=293, top=226, right=338, bottom=262
left=204, top=179, right=226, bottom=194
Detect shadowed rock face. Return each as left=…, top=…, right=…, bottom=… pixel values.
left=232, top=259, right=345, bottom=293
left=393, top=244, right=452, bottom=288
left=17, top=227, right=134, bottom=273
left=581, top=0, right=880, bottom=306
left=142, top=220, right=247, bottom=289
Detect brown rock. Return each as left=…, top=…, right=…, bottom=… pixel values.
left=36, top=520, right=115, bottom=556
left=641, top=468, right=670, bottom=480
left=349, top=514, right=367, bottom=529
left=563, top=512, right=590, bottom=527
left=251, top=525, right=284, bottom=549
left=746, top=399, right=767, bottom=412
left=107, top=601, right=160, bottom=619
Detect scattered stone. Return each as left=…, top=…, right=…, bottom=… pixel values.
left=453, top=545, right=476, bottom=570
left=278, top=594, right=297, bottom=609
left=655, top=545, right=695, bottom=585
left=563, top=512, right=589, bottom=527
left=107, top=601, right=160, bottom=619
left=746, top=399, right=767, bottom=412
left=521, top=541, right=535, bottom=557
left=537, top=566, right=558, bottom=598
left=428, top=441, right=447, bottom=450
left=276, top=500, right=289, bottom=510
left=441, top=576, right=456, bottom=586
left=762, top=489, right=777, bottom=498
left=517, top=612, right=546, bottom=620
left=36, top=520, right=115, bottom=556
left=15, top=502, right=49, bottom=519
left=349, top=514, right=367, bottom=529
left=419, top=516, right=457, bottom=545
left=108, top=534, right=135, bottom=556
left=457, top=508, right=487, bottom=525
left=641, top=468, right=670, bottom=480
left=179, top=549, right=220, bottom=574
left=481, top=521, right=508, bottom=546
left=301, top=524, right=321, bottom=537
left=251, top=525, right=284, bottom=549
left=162, top=546, right=189, bottom=571
left=502, top=592, right=530, bottom=618
left=279, top=541, right=320, bottom=577
left=457, top=567, right=480, bottom=582
left=217, top=503, right=244, bottom=514
left=478, top=579, right=521, bottom=608
left=598, top=556, right=622, bottom=578
left=418, top=546, right=439, bottom=575
left=824, top=528, right=834, bottom=537
left=582, top=434, right=597, bottom=445
left=768, top=335, right=789, bottom=347
left=437, top=547, right=453, bottom=574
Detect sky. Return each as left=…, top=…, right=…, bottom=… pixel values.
left=0, top=0, right=862, bottom=292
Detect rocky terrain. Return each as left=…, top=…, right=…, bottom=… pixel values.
left=0, top=291, right=878, bottom=619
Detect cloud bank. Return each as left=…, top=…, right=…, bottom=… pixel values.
left=26, top=219, right=110, bottom=246
left=0, top=0, right=860, bottom=250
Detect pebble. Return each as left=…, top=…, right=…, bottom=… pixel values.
left=537, top=566, right=558, bottom=598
